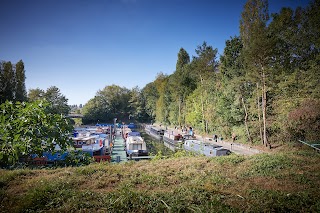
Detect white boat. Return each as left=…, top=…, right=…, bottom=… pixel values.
left=126, top=134, right=148, bottom=156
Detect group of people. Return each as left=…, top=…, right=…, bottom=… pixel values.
left=163, top=123, right=237, bottom=142
left=174, top=126, right=195, bottom=137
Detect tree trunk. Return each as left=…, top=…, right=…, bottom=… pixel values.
left=200, top=75, right=206, bottom=133
left=262, top=70, right=268, bottom=146
left=241, top=96, right=253, bottom=144
left=257, top=83, right=264, bottom=145
left=178, top=97, right=181, bottom=127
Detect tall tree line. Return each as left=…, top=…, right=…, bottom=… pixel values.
left=141, top=0, right=320, bottom=144
left=0, top=60, right=27, bottom=103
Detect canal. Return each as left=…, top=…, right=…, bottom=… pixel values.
left=140, top=130, right=175, bottom=157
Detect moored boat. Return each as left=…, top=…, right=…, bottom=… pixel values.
left=183, top=139, right=231, bottom=157
left=126, top=132, right=148, bottom=156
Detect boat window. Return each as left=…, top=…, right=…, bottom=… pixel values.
left=132, top=144, right=142, bottom=150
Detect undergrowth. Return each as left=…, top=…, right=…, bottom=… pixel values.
left=0, top=146, right=319, bottom=212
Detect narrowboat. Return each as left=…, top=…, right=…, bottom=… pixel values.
left=145, top=125, right=164, bottom=140
left=126, top=132, right=148, bottom=156
left=183, top=139, right=231, bottom=157
left=162, top=131, right=183, bottom=151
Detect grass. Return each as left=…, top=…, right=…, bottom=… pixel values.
left=0, top=145, right=320, bottom=212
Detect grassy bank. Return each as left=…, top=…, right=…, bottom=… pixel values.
left=0, top=146, right=319, bottom=212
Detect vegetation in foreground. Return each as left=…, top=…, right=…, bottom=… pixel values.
left=0, top=146, right=319, bottom=212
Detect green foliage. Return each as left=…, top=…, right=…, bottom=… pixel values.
left=14, top=60, right=27, bottom=102
left=0, top=100, right=73, bottom=167
left=241, top=153, right=292, bottom=177
left=28, top=88, right=45, bottom=101
left=0, top=61, right=15, bottom=103
left=246, top=189, right=320, bottom=212
left=44, top=86, right=70, bottom=115
left=0, top=60, right=27, bottom=104
left=21, top=179, right=76, bottom=211
left=141, top=82, right=158, bottom=122
left=151, top=150, right=163, bottom=161
left=173, top=150, right=197, bottom=158
left=214, top=153, right=246, bottom=165
left=128, top=86, right=150, bottom=122
left=64, top=151, right=93, bottom=166
left=28, top=86, right=70, bottom=115
left=82, top=84, right=132, bottom=124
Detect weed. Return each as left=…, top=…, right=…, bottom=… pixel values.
left=214, top=154, right=246, bottom=165
left=246, top=188, right=320, bottom=212
left=1, top=148, right=319, bottom=212
left=241, top=153, right=292, bottom=177
left=19, top=179, right=76, bottom=212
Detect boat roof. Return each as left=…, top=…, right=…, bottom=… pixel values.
left=127, top=136, right=144, bottom=143
left=128, top=132, right=140, bottom=136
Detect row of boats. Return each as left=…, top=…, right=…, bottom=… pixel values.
left=145, top=125, right=231, bottom=157
left=30, top=123, right=230, bottom=165
left=30, top=124, right=125, bottom=165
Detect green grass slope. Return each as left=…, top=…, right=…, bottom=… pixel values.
left=1, top=147, right=319, bottom=212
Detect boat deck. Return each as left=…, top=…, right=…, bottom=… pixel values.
left=111, top=130, right=128, bottom=163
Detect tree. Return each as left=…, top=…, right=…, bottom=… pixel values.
left=176, top=48, right=190, bottom=72
left=82, top=85, right=131, bottom=124
left=240, top=0, right=273, bottom=146
left=154, top=73, right=170, bottom=124
left=0, top=100, right=73, bottom=167
left=44, top=86, right=70, bottom=115
left=191, top=41, right=218, bottom=133
left=220, top=36, right=254, bottom=143
left=192, top=41, right=218, bottom=83
left=1, top=61, right=15, bottom=103
left=0, top=60, right=27, bottom=104
left=128, top=86, right=149, bottom=122
left=15, top=60, right=27, bottom=102
left=171, top=48, right=193, bottom=126
left=28, top=86, right=70, bottom=115
left=0, top=62, right=4, bottom=103
left=28, top=88, right=45, bottom=101
left=264, top=0, right=320, bottom=144
left=142, top=82, right=158, bottom=123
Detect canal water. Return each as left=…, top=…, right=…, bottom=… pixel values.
left=140, top=130, right=175, bottom=157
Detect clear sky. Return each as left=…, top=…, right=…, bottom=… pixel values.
left=0, top=0, right=309, bottom=105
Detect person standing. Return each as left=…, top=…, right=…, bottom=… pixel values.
left=213, top=134, right=218, bottom=142
left=189, top=127, right=194, bottom=137
left=232, top=133, right=236, bottom=143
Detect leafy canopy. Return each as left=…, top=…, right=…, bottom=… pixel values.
left=0, top=100, right=73, bottom=167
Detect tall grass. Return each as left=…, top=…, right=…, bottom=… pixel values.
left=0, top=146, right=319, bottom=212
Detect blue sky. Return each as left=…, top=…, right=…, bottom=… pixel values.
left=0, top=0, right=309, bottom=105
